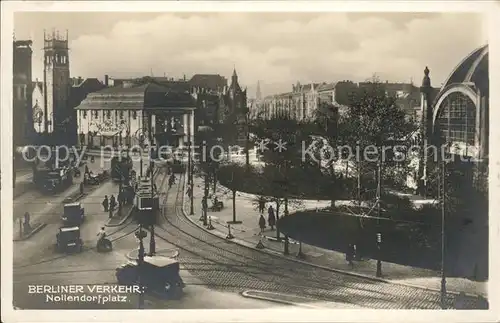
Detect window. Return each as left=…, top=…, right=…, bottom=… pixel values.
left=436, top=92, right=476, bottom=146
left=119, top=111, right=124, bottom=119
left=132, top=111, right=137, bottom=119
left=83, top=111, right=87, bottom=119
left=106, top=111, right=111, bottom=119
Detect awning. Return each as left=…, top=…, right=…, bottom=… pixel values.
left=100, top=130, right=121, bottom=137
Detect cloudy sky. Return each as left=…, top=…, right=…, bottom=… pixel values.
left=14, top=12, right=487, bottom=97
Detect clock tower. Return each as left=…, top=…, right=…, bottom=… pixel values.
left=43, top=30, right=70, bottom=136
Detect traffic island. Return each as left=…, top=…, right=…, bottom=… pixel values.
left=106, top=205, right=134, bottom=227
left=125, top=248, right=179, bottom=260
left=13, top=222, right=47, bottom=241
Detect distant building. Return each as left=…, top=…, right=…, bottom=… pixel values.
left=358, top=80, right=435, bottom=123
left=259, top=81, right=355, bottom=121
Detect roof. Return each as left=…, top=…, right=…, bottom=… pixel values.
left=64, top=202, right=81, bottom=207
left=60, top=226, right=79, bottom=232
left=317, top=82, right=337, bottom=92
left=75, top=81, right=196, bottom=111
left=32, top=81, right=43, bottom=92
left=143, top=255, right=179, bottom=267
left=189, top=74, right=227, bottom=91
left=72, top=78, right=103, bottom=88
left=441, top=44, right=488, bottom=95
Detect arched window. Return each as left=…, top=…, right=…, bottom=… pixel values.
left=436, top=92, right=476, bottom=146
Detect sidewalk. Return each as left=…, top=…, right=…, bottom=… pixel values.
left=183, top=176, right=487, bottom=297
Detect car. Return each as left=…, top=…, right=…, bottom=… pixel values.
left=116, top=256, right=184, bottom=299
left=62, top=202, right=85, bottom=226
left=85, top=172, right=100, bottom=185
left=56, top=226, right=83, bottom=253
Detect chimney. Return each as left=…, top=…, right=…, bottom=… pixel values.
left=104, top=75, right=109, bottom=87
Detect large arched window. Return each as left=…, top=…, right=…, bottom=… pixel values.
left=436, top=92, right=476, bottom=146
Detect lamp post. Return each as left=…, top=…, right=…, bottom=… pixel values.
left=187, top=139, right=194, bottom=215
left=438, top=142, right=452, bottom=309
left=135, top=226, right=147, bottom=309
left=376, top=160, right=382, bottom=277
left=149, top=157, right=156, bottom=256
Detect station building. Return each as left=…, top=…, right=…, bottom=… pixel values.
left=419, top=44, right=489, bottom=191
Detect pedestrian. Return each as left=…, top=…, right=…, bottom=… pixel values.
left=118, top=190, right=124, bottom=207
left=267, top=205, right=276, bottom=231
left=186, top=185, right=192, bottom=198
left=258, top=197, right=265, bottom=214
left=79, top=182, right=84, bottom=195
left=346, top=243, right=354, bottom=269
left=85, top=164, right=89, bottom=175
left=110, top=195, right=116, bottom=212
left=259, top=214, right=266, bottom=234
left=102, top=195, right=109, bottom=212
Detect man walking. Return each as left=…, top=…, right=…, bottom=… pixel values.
left=109, top=195, right=116, bottom=212
left=102, top=195, right=109, bottom=212
left=267, top=205, right=276, bottom=231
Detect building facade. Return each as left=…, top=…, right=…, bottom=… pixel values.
left=259, top=81, right=355, bottom=121
left=13, top=40, right=33, bottom=148
left=418, top=44, right=489, bottom=192
left=75, top=80, right=196, bottom=150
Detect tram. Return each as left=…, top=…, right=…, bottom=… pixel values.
left=111, top=156, right=133, bottom=183
left=133, top=178, right=160, bottom=226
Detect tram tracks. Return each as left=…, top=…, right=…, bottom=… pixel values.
left=146, top=171, right=485, bottom=309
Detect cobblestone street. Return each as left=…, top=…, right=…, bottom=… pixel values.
left=153, top=171, right=486, bottom=309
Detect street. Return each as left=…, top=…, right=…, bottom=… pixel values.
left=11, top=157, right=485, bottom=309
left=12, top=157, right=281, bottom=309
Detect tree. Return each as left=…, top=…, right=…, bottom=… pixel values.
left=218, top=163, right=255, bottom=223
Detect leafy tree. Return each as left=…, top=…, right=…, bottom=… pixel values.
left=321, top=78, right=416, bottom=204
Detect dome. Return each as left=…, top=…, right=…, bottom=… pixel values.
left=441, top=44, right=489, bottom=96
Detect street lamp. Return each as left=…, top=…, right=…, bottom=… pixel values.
left=134, top=226, right=147, bottom=309
left=187, top=139, right=194, bottom=215
left=149, top=157, right=156, bottom=256
left=376, top=160, right=382, bottom=277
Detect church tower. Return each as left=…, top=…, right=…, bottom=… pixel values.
left=43, top=30, right=70, bottom=135
left=256, top=80, right=262, bottom=102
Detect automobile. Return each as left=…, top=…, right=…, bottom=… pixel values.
left=116, top=256, right=184, bottom=299
left=62, top=202, right=85, bottom=226
left=56, top=226, right=83, bottom=253
left=85, top=172, right=100, bottom=185
left=36, top=167, right=73, bottom=194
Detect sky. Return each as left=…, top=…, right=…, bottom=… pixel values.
left=14, top=12, right=488, bottom=98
